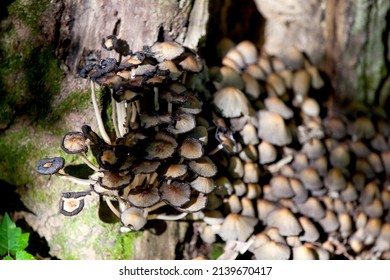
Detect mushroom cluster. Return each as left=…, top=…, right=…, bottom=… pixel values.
left=194, top=39, right=390, bottom=260
left=37, top=36, right=221, bottom=231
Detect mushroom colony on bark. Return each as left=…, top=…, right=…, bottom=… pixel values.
left=37, top=35, right=390, bottom=260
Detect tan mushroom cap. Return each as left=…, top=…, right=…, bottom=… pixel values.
left=158, top=60, right=181, bottom=80
left=218, top=213, right=258, bottom=241
left=242, top=72, right=261, bottom=100
left=212, top=66, right=244, bottom=90
left=292, top=69, right=311, bottom=103
left=257, top=199, right=279, bottom=223
left=243, top=162, right=261, bottom=183
left=140, top=113, right=172, bottom=129
left=150, top=41, right=185, bottom=62
left=302, top=138, right=326, bottom=160
left=188, top=156, right=217, bottom=178
left=213, top=86, right=250, bottom=118
left=163, top=164, right=187, bottom=179
left=299, top=216, right=320, bottom=242
left=145, top=132, right=177, bottom=160
left=127, top=186, right=161, bottom=208
left=235, top=40, right=258, bottom=65
left=61, top=132, right=87, bottom=154
left=120, top=207, right=147, bottom=231
left=179, top=55, right=203, bottom=72
left=203, top=210, right=225, bottom=225
left=257, top=110, right=292, bottom=146
left=175, top=192, right=207, bottom=213
left=270, top=175, right=294, bottom=199
left=190, top=176, right=215, bottom=194
left=318, top=210, right=340, bottom=233
left=301, top=97, right=320, bottom=117
left=292, top=245, right=317, bottom=260
left=330, top=144, right=351, bottom=169
left=280, top=46, right=305, bottom=70
left=266, top=73, right=286, bottom=96
left=100, top=171, right=132, bottom=190
left=240, top=123, right=259, bottom=145
left=323, top=116, right=347, bottom=140
left=324, top=168, right=347, bottom=192
left=289, top=178, right=309, bottom=203
left=266, top=208, right=302, bottom=236
left=132, top=160, right=161, bottom=175
left=297, top=197, right=326, bottom=220
left=299, top=167, right=322, bottom=191
left=254, top=240, right=291, bottom=260
left=306, top=65, right=324, bottom=89
left=264, top=96, right=293, bottom=119
left=178, top=138, right=204, bottom=159
left=160, top=181, right=191, bottom=207
left=244, top=64, right=267, bottom=80
left=167, top=113, right=196, bottom=134
left=258, top=141, right=277, bottom=164
left=349, top=116, right=376, bottom=140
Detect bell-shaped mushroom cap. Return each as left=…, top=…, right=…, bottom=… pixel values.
left=120, top=207, right=147, bottom=231
left=203, top=210, right=225, bottom=225
left=150, top=41, right=184, bottom=62
left=179, top=55, right=203, bottom=72
left=257, top=110, right=292, bottom=146
left=190, top=176, right=215, bottom=194
left=338, top=212, right=353, bottom=237
left=289, top=178, right=309, bottom=203
left=162, top=164, right=187, bottom=179
left=61, top=132, right=87, bottom=154
left=373, top=224, right=390, bottom=252
left=235, top=40, right=258, bottom=65
left=127, top=185, right=161, bottom=208
left=324, top=168, right=347, bottom=192
left=299, top=216, right=320, bottom=242
left=175, top=192, right=207, bottom=213
left=302, top=138, right=326, bottom=160
left=160, top=181, right=191, bottom=207
left=329, top=144, right=351, bottom=169
left=243, top=162, right=261, bottom=183
left=228, top=156, right=244, bottom=179
left=37, top=157, right=65, bottom=175
left=179, top=94, right=203, bottom=115
left=301, top=97, right=320, bottom=117
left=380, top=151, right=390, bottom=175
left=99, top=171, right=132, bottom=190
left=349, top=116, right=376, bottom=140
left=318, top=210, right=340, bottom=233
left=266, top=73, right=286, bottom=96
left=364, top=198, right=383, bottom=218
left=59, top=191, right=89, bottom=216
left=306, top=65, right=324, bottom=89
left=188, top=126, right=208, bottom=145
left=213, top=86, right=250, bottom=118
left=158, top=60, right=181, bottom=80
left=167, top=113, right=196, bottom=134
left=280, top=46, right=305, bottom=70
left=264, top=96, right=293, bottom=119
left=212, top=66, right=244, bottom=90
left=242, top=72, right=261, bottom=100
left=188, top=157, right=217, bottom=177
left=299, top=167, right=322, bottom=191
left=297, top=197, right=326, bottom=220
left=178, top=138, right=204, bottom=159
left=258, top=141, right=277, bottom=164
left=140, top=113, right=172, bottom=129
left=219, top=213, right=258, bottom=242
left=228, top=194, right=242, bottom=214
left=292, top=69, right=311, bottom=103
left=266, top=208, right=302, bottom=236
left=132, top=160, right=161, bottom=175
left=323, top=116, right=347, bottom=140
left=223, top=48, right=245, bottom=71
left=270, top=175, right=294, bottom=199
left=254, top=240, right=291, bottom=260
left=257, top=199, right=279, bottom=223
left=292, top=245, right=317, bottom=260
left=145, top=132, right=177, bottom=160
left=240, top=123, right=259, bottom=145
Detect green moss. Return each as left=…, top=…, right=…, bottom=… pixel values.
left=7, top=0, right=50, bottom=33
left=209, top=243, right=224, bottom=260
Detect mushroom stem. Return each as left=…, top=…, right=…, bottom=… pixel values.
left=55, top=173, right=94, bottom=185
left=90, top=80, right=112, bottom=144
left=154, top=87, right=160, bottom=111
left=266, top=155, right=294, bottom=173
left=130, top=102, right=138, bottom=124
left=116, top=101, right=127, bottom=137
left=148, top=212, right=188, bottom=221
left=104, top=196, right=121, bottom=218
left=111, top=96, right=121, bottom=138
left=168, top=102, right=173, bottom=115
left=208, top=144, right=224, bottom=155
left=79, top=153, right=100, bottom=172
left=146, top=201, right=166, bottom=213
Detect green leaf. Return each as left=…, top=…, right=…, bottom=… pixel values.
left=2, top=254, right=14, bottom=260
left=0, top=213, right=30, bottom=255
left=16, top=250, right=35, bottom=260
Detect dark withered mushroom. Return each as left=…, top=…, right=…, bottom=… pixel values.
left=59, top=191, right=90, bottom=216
left=102, top=35, right=118, bottom=51
left=37, top=157, right=65, bottom=175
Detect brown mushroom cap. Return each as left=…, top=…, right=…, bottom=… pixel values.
left=213, top=87, right=250, bottom=118
left=99, top=171, right=132, bottom=190
left=120, top=207, right=147, bottom=231
left=167, top=113, right=196, bottom=134
left=266, top=208, right=302, bottom=236
left=127, top=185, right=161, bottom=208
left=159, top=181, right=191, bottom=207
left=324, top=168, right=347, bottom=192
left=140, top=113, right=172, bottom=129
left=178, top=138, right=204, bottom=159
left=162, top=164, right=188, bottom=179
left=188, top=157, right=217, bottom=177
left=150, top=41, right=185, bottom=62
left=299, top=167, right=323, bottom=191
left=175, top=192, right=207, bottom=213
left=219, top=213, right=258, bottom=241
left=190, top=176, right=215, bottom=194
left=257, top=110, right=292, bottom=146
left=132, top=160, right=161, bottom=174
left=145, top=132, right=177, bottom=160
left=61, top=132, right=88, bottom=154
left=179, top=55, right=203, bottom=72
left=59, top=192, right=89, bottom=216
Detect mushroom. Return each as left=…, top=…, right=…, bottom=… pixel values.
left=240, top=123, right=259, bottom=145
left=264, top=96, right=294, bottom=119
left=127, top=185, right=161, bottom=208
left=145, top=132, right=178, bottom=160
left=266, top=208, right=302, bottom=236
left=302, top=138, right=326, bottom=160
left=235, top=40, right=258, bottom=65
left=102, top=35, right=118, bottom=51
left=59, top=191, right=90, bottom=216
left=297, top=197, right=326, bottom=220
left=243, top=162, right=261, bottom=183
left=246, top=183, right=262, bottom=199
left=178, top=138, right=204, bottom=159
left=318, top=210, right=340, bottom=233
left=37, top=157, right=65, bottom=175
left=292, top=245, right=317, bottom=260
left=290, top=178, right=309, bottom=203
left=298, top=216, right=320, bottom=242
left=233, top=179, right=246, bottom=197
left=257, top=199, right=279, bottom=223
left=279, top=46, right=305, bottom=70
left=218, top=213, right=258, bottom=242
left=324, top=168, right=347, bottom=192
left=258, top=141, right=277, bottom=164
left=301, top=97, right=320, bottom=117
left=179, top=55, right=203, bottom=73
left=292, top=69, right=311, bottom=104
left=270, top=175, right=294, bottom=199
left=227, top=194, right=242, bottom=214
left=306, top=65, right=324, bottom=89
left=150, top=41, right=185, bottom=62
left=160, top=181, right=191, bottom=207
left=244, top=64, right=267, bottom=80
left=298, top=167, right=323, bottom=191
left=132, top=160, right=161, bottom=175
left=254, top=240, right=291, bottom=260
left=242, top=72, right=261, bottom=100
left=212, top=66, right=244, bottom=90
left=189, top=176, right=215, bottom=194
left=162, top=164, right=188, bottom=179
left=348, top=116, right=376, bottom=140
left=120, top=207, right=148, bottom=231
left=213, top=87, right=250, bottom=118
left=167, top=113, right=196, bottom=134
left=203, top=210, right=225, bottom=225
left=188, top=157, right=217, bottom=177
left=266, top=73, right=286, bottom=96
left=257, top=110, right=292, bottom=146
left=99, top=171, right=132, bottom=190
left=241, top=197, right=256, bottom=217
left=175, top=192, right=207, bottom=213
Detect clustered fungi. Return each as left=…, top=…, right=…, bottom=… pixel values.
left=37, top=35, right=390, bottom=259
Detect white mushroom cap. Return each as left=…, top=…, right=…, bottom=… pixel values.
left=270, top=175, right=294, bottom=199
left=290, top=178, right=309, bottom=203
left=241, top=197, right=256, bottom=217
left=213, top=86, right=250, bottom=118
left=266, top=208, right=302, bottom=236
left=212, top=66, right=244, bottom=90
left=254, top=241, right=291, bottom=260
left=299, top=167, right=322, bottom=191
left=246, top=183, right=262, bottom=199
left=218, top=213, right=258, bottom=241
left=292, top=245, right=317, bottom=260
left=120, top=207, right=147, bottom=231
left=302, top=138, right=326, bottom=160
left=243, top=162, right=261, bottom=183
left=299, top=216, right=320, bottom=242
left=338, top=212, right=353, bottom=238
left=258, top=141, right=277, bottom=164
left=244, top=64, right=267, bottom=80
left=306, top=65, right=324, bottom=89
left=297, top=197, right=325, bottom=220
left=318, top=210, right=340, bottom=233
left=176, top=192, right=207, bottom=213
left=257, top=110, right=292, bottom=146
left=203, top=210, right=225, bottom=225
left=235, top=40, right=258, bottom=65
left=292, top=69, right=311, bottom=104
left=301, top=97, right=320, bottom=117
left=240, top=123, right=259, bottom=145
left=228, top=194, right=242, bottom=214
left=280, top=46, right=305, bottom=70
left=242, top=72, right=261, bottom=99
left=330, top=144, right=351, bottom=169
left=257, top=199, right=278, bottom=222
left=266, top=73, right=286, bottom=96
left=150, top=41, right=184, bottom=62
left=264, top=96, right=293, bottom=119
left=190, top=176, right=215, bottom=194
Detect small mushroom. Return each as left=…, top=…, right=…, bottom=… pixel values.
left=324, top=168, right=347, bottom=192
left=289, top=178, right=309, bottom=203
left=257, top=110, right=292, bottom=146
left=270, top=175, right=294, bottom=199
left=279, top=46, right=305, bottom=70
left=120, top=207, right=147, bottom=231
left=298, top=216, right=320, bottom=242
left=264, top=96, right=293, bottom=119
left=258, top=141, right=277, bottom=164
left=218, top=213, right=258, bottom=242
left=167, top=113, right=196, bottom=134
left=61, top=132, right=88, bottom=154
left=348, top=116, right=376, bottom=140
left=150, top=41, right=185, bottom=62
left=243, top=162, right=261, bottom=183
left=178, top=138, right=204, bottom=159
left=292, top=245, right=317, bottom=260
left=145, top=132, right=178, bottom=160
left=59, top=191, right=90, bottom=216
left=227, top=194, right=242, bottom=214
left=127, top=185, right=161, bottom=208
left=213, top=87, right=250, bottom=118
left=162, top=164, right=187, bottom=179
left=257, top=199, right=279, bottom=223
left=254, top=240, right=291, bottom=260
left=318, top=210, right=340, bottom=233
left=188, top=157, right=217, bottom=177
left=159, top=181, right=191, bottom=207
left=297, top=197, right=325, bottom=220
left=266, top=73, right=286, bottom=96
left=175, top=192, right=207, bottom=213
left=132, top=160, right=161, bottom=175
left=235, top=40, right=258, bottom=65
left=266, top=208, right=302, bottom=236
left=212, top=66, right=244, bottom=90
left=299, top=167, right=322, bottom=191
left=189, top=176, right=215, bottom=194
left=179, top=55, right=203, bottom=73
left=37, top=157, right=65, bottom=175
left=292, top=69, right=311, bottom=104
left=99, top=171, right=132, bottom=190
left=301, top=97, right=320, bottom=117
left=102, top=35, right=117, bottom=51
